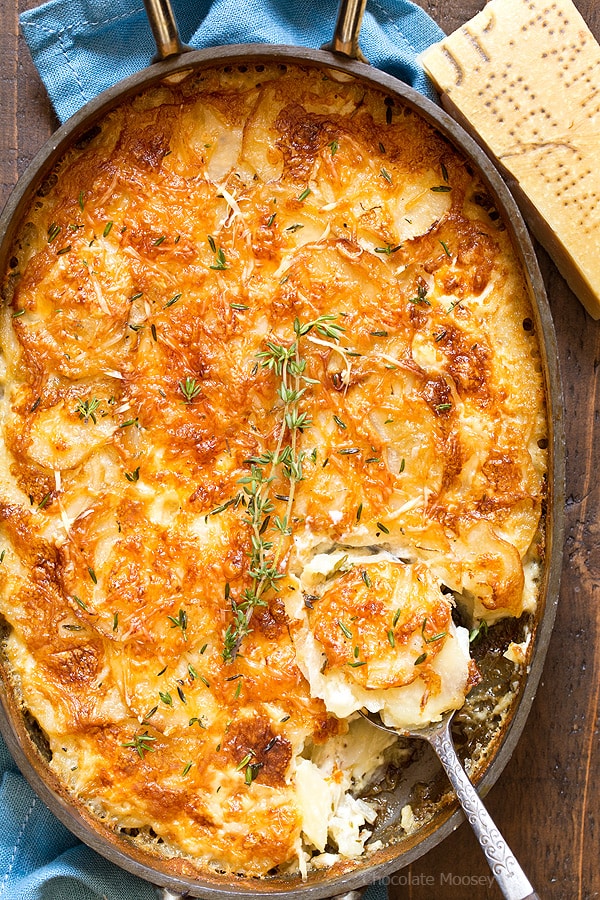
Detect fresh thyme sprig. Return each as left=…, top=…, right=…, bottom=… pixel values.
left=179, top=376, right=201, bottom=403
left=167, top=608, right=188, bottom=641
left=75, top=397, right=101, bottom=423
left=120, top=730, right=156, bottom=759
left=222, top=314, right=344, bottom=661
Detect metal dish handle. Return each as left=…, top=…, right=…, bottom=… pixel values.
left=143, top=0, right=190, bottom=59
left=322, top=0, right=368, bottom=61
left=143, top=0, right=368, bottom=62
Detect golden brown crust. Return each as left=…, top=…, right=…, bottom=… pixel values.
left=0, top=62, right=547, bottom=876
left=309, top=562, right=451, bottom=691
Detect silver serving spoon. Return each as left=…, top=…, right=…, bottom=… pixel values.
left=360, top=709, right=540, bottom=900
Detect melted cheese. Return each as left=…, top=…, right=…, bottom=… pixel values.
left=289, top=550, right=475, bottom=729
left=0, top=62, right=547, bottom=878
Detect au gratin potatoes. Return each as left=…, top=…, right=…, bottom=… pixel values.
left=0, top=62, right=547, bottom=877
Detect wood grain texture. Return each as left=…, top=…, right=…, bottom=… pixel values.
left=0, top=2, right=598, bottom=898
left=0, top=1, right=18, bottom=200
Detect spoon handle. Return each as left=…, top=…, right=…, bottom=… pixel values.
left=428, top=726, right=539, bottom=900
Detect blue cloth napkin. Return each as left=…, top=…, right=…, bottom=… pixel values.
left=6, top=1, right=444, bottom=897
left=20, top=0, right=444, bottom=124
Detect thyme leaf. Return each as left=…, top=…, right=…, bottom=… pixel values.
left=167, top=608, right=188, bottom=641
left=121, top=731, right=157, bottom=759
left=210, top=247, right=228, bottom=270
left=75, top=397, right=101, bottom=424
left=421, top=617, right=447, bottom=643
left=179, top=376, right=201, bottom=403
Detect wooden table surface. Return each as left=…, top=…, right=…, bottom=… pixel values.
left=0, top=2, right=598, bottom=899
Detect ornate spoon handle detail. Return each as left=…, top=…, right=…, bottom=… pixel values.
left=428, top=721, right=540, bottom=900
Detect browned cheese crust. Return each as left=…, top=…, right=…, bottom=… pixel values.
left=0, top=63, right=547, bottom=876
